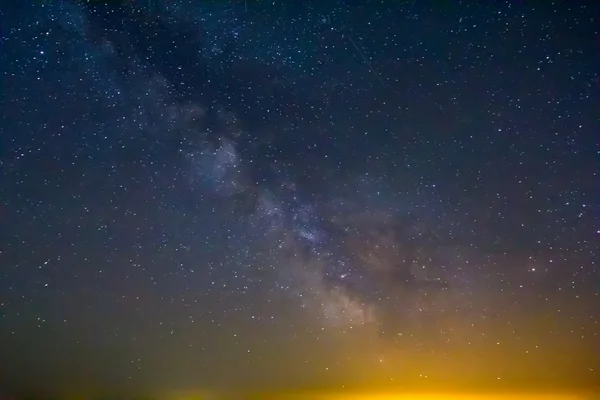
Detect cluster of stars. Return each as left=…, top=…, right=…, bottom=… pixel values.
left=0, top=0, right=598, bottom=394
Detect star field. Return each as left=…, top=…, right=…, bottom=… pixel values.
left=0, top=0, right=598, bottom=396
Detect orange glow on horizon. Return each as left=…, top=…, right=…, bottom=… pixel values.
left=278, top=394, right=592, bottom=400
left=165, top=391, right=597, bottom=400
left=324, top=395, right=588, bottom=400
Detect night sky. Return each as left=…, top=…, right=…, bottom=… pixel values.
left=1, top=0, right=599, bottom=396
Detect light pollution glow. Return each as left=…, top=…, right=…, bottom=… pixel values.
left=287, top=395, right=591, bottom=400
left=166, top=392, right=595, bottom=400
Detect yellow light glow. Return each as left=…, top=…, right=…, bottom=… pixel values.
left=165, top=391, right=598, bottom=400
left=285, top=394, right=591, bottom=400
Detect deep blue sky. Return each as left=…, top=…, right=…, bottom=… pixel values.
left=0, top=0, right=598, bottom=395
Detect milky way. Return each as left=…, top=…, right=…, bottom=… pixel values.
left=0, top=0, right=598, bottom=395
